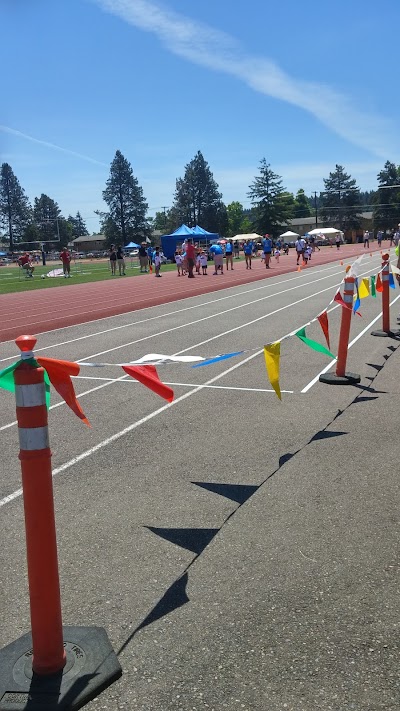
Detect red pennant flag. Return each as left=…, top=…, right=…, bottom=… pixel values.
left=334, top=290, right=361, bottom=317
left=122, top=365, right=174, bottom=402
left=376, top=273, right=383, bottom=292
left=317, top=311, right=330, bottom=350
left=37, top=357, right=91, bottom=426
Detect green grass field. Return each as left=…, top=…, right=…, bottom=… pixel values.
left=0, top=258, right=178, bottom=295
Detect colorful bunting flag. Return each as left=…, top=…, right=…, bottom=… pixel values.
left=122, top=365, right=174, bottom=402
left=389, top=273, right=396, bottom=289
left=295, top=328, right=335, bottom=359
left=334, top=289, right=361, bottom=316
left=370, top=275, right=376, bottom=297
left=0, top=359, right=50, bottom=407
left=376, top=273, right=383, bottom=292
left=359, top=278, right=370, bottom=299
left=192, top=351, right=243, bottom=368
left=37, top=357, right=90, bottom=427
left=317, top=311, right=331, bottom=350
left=263, top=343, right=281, bottom=401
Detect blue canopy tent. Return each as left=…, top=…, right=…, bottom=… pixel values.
left=161, top=224, right=219, bottom=259
left=125, top=241, right=141, bottom=249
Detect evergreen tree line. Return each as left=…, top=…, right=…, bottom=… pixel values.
left=1, top=151, right=400, bottom=250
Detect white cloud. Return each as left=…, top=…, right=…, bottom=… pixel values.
left=92, top=0, right=397, bottom=158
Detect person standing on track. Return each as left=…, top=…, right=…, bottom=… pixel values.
left=186, top=238, right=196, bottom=278
left=209, top=242, right=224, bottom=275
left=243, top=240, right=253, bottom=269
left=225, top=239, right=234, bottom=270
left=295, top=236, right=306, bottom=265
left=262, top=234, right=273, bottom=268
left=363, top=230, right=370, bottom=249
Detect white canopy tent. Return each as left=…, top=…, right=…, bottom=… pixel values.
left=279, top=230, right=300, bottom=238
left=232, top=233, right=262, bottom=242
left=307, top=227, right=343, bottom=236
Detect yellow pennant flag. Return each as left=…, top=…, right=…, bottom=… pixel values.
left=359, top=277, right=370, bottom=299
left=263, top=342, right=282, bottom=400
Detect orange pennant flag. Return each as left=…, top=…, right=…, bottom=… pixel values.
left=317, top=311, right=330, bottom=350
left=122, top=365, right=174, bottom=402
left=37, top=357, right=91, bottom=426
left=375, top=273, right=383, bottom=292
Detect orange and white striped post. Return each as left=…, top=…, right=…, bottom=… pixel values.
left=371, top=253, right=400, bottom=337
left=14, top=335, right=66, bottom=676
left=319, top=275, right=360, bottom=385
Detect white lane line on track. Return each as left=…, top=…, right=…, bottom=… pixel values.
left=73, top=376, right=294, bottom=394
left=0, top=348, right=265, bottom=510
left=0, top=259, right=367, bottom=358
left=301, top=293, right=400, bottom=393
left=75, top=267, right=355, bottom=362
left=0, top=264, right=378, bottom=434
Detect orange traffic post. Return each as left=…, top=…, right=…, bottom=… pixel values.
left=320, top=276, right=361, bottom=385
left=0, top=335, right=121, bottom=709
left=371, top=253, right=400, bottom=337
left=14, top=335, right=66, bottom=675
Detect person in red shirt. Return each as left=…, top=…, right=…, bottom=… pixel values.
left=18, top=252, right=35, bottom=277
left=60, top=247, right=71, bottom=277
left=185, top=239, right=196, bottom=278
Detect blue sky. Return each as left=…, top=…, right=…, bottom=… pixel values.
left=1, top=0, right=399, bottom=232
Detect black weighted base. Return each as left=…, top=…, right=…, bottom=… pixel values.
left=319, top=372, right=361, bottom=385
left=371, top=329, right=400, bottom=337
left=0, top=626, right=121, bottom=710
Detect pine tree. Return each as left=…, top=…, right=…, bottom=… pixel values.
left=320, top=165, right=362, bottom=231
left=67, top=211, right=89, bottom=238
left=247, top=159, right=292, bottom=236
left=172, top=151, right=226, bottom=232
left=0, top=163, right=31, bottom=251
left=293, top=189, right=312, bottom=218
left=373, top=161, right=400, bottom=231
left=102, top=150, right=150, bottom=246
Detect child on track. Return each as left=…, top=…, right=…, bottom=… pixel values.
left=200, top=251, right=208, bottom=275
left=175, top=250, right=183, bottom=276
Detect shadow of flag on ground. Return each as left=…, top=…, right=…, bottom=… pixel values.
left=135, top=573, right=189, bottom=633
left=147, top=527, right=219, bottom=555
left=192, top=482, right=258, bottom=505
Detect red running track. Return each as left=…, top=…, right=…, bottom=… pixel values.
left=1, top=245, right=384, bottom=343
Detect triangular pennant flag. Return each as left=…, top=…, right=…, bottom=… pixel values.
left=0, top=359, right=51, bottom=407
left=389, top=273, right=396, bottom=289
left=192, top=351, right=243, bottom=368
left=295, top=327, right=335, bottom=359
left=263, top=343, right=282, bottom=400
left=334, top=289, right=361, bottom=316
left=122, top=364, right=174, bottom=402
left=370, top=275, right=376, bottom=297
left=317, top=311, right=331, bottom=350
left=376, top=273, right=383, bottom=292
left=391, top=264, right=400, bottom=275
left=359, top=278, right=370, bottom=299
left=353, top=296, right=361, bottom=314
left=37, top=357, right=90, bottom=426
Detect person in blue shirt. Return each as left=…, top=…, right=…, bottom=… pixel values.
left=225, top=239, right=234, bottom=271
left=209, top=243, right=224, bottom=274
left=262, top=234, right=273, bottom=268
left=147, top=245, right=153, bottom=267
left=243, top=240, right=253, bottom=269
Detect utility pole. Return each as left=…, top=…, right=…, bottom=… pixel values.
left=162, top=206, right=168, bottom=232
left=313, top=192, right=318, bottom=229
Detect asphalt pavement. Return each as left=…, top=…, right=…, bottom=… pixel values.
left=0, top=251, right=398, bottom=710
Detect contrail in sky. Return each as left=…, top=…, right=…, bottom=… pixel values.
left=0, top=125, right=108, bottom=167
left=92, top=0, right=397, bottom=159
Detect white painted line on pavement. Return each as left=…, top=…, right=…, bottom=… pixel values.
left=0, top=260, right=365, bottom=362
left=0, top=348, right=265, bottom=510
left=73, top=376, right=294, bottom=394
left=301, top=294, right=400, bottom=393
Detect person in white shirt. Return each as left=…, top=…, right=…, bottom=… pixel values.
left=175, top=250, right=183, bottom=276
left=295, top=237, right=306, bottom=265
left=200, top=251, right=208, bottom=275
